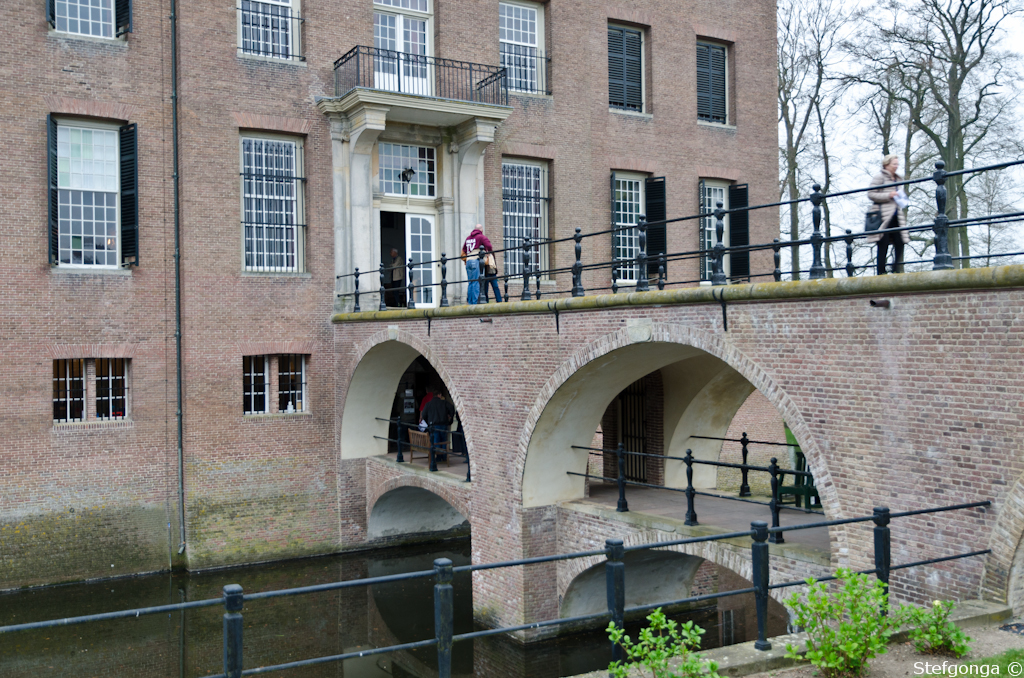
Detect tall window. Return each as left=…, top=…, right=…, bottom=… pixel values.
left=500, top=2, right=545, bottom=94
left=613, top=173, right=644, bottom=283
left=278, top=355, right=306, bottom=413
left=241, top=137, right=303, bottom=272
left=502, top=160, right=548, bottom=276
left=96, top=358, right=127, bottom=420
left=240, top=0, right=300, bottom=60
left=379, top=143, right=435, bottom=197
left=697, top=43, right=727, bottom=124
left=56, top=125, right=119, bottom=266
left=608, top=25, right=643, bottom=112
left=54, top=0, right=114, bottom=37
left=374, top=0, right=431, bottom=95
left=53, top=359, right=85, bottom=423
left=243, top=356, right=268, bottom=414
left=700, top=180, right=728, bottom=281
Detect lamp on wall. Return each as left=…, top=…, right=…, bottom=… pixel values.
left=400, top=167, right=416, bottom=184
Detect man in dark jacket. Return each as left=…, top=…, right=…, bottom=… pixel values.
left=422, top=391, right=455, bottom=461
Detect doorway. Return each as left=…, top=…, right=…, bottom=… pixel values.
left=381, top=211, right=436, bottom=308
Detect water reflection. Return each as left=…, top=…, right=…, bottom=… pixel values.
left=0, top=539, right=788, bottom=677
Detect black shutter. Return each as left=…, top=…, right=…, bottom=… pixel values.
left=696, top=44, right=711, bottom=120
left=608, top=28, right=625, bottom=109
left=46, top=0, right=56, bottom=27
left=697, top=44, right=727, bottom=123
left=47, top=115, right=59, bottom=265
left=728, top=184, right=749, bottom=281
left=115, top=0, right=132, bottom=35
left=709, top=45, right=726, bottom=123
left=623, top=29, right=642, bottom=111
left=645, top=176, right=666, bottom=275
left=119, top=123, right=139, bottom=266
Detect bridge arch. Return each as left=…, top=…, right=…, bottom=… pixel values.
left=515, top=322, right=840, bottom=525
left=367, top=484, right=470, bottom=541
left=340, top=329, right=472, bottom=469
left=983, top=473, right=1024, bottom=615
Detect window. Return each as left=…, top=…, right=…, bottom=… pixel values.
left=500, top=2, right=546, bottom=94
left=373, top=0, right=432, bottom=96
left=241, top=136, right=305, bottom=272
left=608, top=25, right=643, bottom=112
left=699, top=179, right=728, bottom=281
left=278, top=355, right=306, bottom=412
left=243, top=356, right=268, bottom=414
left=612, top=173, right=643, bottom=282
left=379, top=143, right=435, bottom=197
left=48, top=118, right=139, bottom=267
left=697, top=42, right=727, bottom=124
left=48, top=0, right=132, bottom=38
left=96, top=358, right=127, bottom=419
left=502, top=160, right=548, bottom=276
left=53, top=359, right=85, bottom=422
left=239, top=0, right=302, bottom=60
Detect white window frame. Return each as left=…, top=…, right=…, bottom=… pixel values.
left=697, top=41, right=729, bottom=126
left=56, top=120, right=121, bottom=269
left=95, top=358, right=129, bottom=420
left=53, top=359, right=85, bottom=423
left=499, top=1, right=545, bottom=94
left=54, top=0, right=116, bottom=39
left=378, top=142, right=437, bottom=198
left=240, top=134, right=305, bottom=273
left=243, top=355, right=269, bottom=415
left=373, top=0, right=434, bottom=95
left=700, top=179, right=730, bottom=283
left=277, top=354, right=307, bottom=413
left=501, top=158, right=549, bottom=277
left=613, top=171, right=645, bottom=284
left=238, top=0, right=302, bottom=62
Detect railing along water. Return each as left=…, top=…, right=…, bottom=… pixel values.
left=0, top=502, right=991, bottom=678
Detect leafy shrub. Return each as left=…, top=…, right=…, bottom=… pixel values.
left=905, top=600, right=972, bottom=657
left=785, top=568, right=902, bottom=678
left=607, top=608, right=721, bottom=678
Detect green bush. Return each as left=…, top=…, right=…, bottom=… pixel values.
left=607, top=608, right=721, bottom=678
left=785, top=569, right=902, bottom=678
left=905, top=600, right=972, bottom=657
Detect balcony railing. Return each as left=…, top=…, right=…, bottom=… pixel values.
left=499, top=43, right=551, bottom=95
left=334, top=46, right=508, bottom=106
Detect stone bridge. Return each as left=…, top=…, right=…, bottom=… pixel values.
left=335, top=266, right=1024, bottom=633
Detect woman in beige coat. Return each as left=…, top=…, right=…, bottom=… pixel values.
left=867, top=154, right=909, bottom=275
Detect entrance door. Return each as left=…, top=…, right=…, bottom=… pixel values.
left=619, top=379, right=647, bottom=482
left=374, top=12, right=431, bottom=96
left=406, top=214, right=435, bottom=307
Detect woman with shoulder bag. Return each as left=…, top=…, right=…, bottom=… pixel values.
left=866, top=154, right=909, bottom=275
left=480, top=246, right=503, bottom=303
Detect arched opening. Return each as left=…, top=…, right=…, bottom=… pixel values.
left=367, top=486, right=469, bottom=541
left=1010, top=534, right=1024, bottom=616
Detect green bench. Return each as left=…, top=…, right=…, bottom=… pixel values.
left=777, top=426, right=821, bottom=509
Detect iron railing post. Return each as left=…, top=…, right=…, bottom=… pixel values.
left=684, top=449, right=698, bottom=525
left=440, top=252, right=449, bottom=307
left=712, top=201, right=727, bottom=285
left=464, top=442, right=470, bottom=483
left=932, top=161, right=953, bottom=270
left=434, top=558, right=454, bottom=678
left=845, top=229, right=855, bottom=277
left=572, top=227, right=585, bottom=297
left=605, top=538, right=626, bottom=667
left=657, top=255, right=665, bottom=290
left=395, top=420, right=405, bottom=463
left=406, top=258, right=415, bottom=308
left=772, top=239, right=781, bottom=282
left=222, top=584, right=244, bottom=678
left=612, top=266, right=619, bottom=294
left=768, top=457, right=784, bottom=544
left=636, top=216, right=649, bottom=292
left=750, top=521, right=772, bottom=651
left=809, top=184, right=825, bottom=279
left=353, top=268, right=361, bottom=312
left=379, top=262, right=387, bottom=311
left=739, top=432, right=751, bottom=497
left=521, top=237, right=532, bottom=301
left=616, top=443, right=628, bottom=512
left=535, top=241, right=542, bottom=300
left=873, top=506, right=891, bottom=615
left=503, top=272, right=509, bottom=302
left=429, top=425, right=439, bottom=472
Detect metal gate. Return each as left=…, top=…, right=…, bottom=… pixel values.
left=619, top=379, right=647, bottom=482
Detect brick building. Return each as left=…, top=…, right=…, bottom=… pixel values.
left=1, top=0, right=780, bottom=594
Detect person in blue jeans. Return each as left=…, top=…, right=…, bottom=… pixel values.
left=465, top=255, right=480, bottom=304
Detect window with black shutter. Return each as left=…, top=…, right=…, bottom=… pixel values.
left=728, top=184, right=749, bottom=281
left=115, top=0, right=133, bottom=36
left=644, top=176, right=666, bottom=276
left=697, top=42, right=727, bottom=124
left=119, top=123, right=139, bottom=266
left=608, top=26, right=643, bottom=112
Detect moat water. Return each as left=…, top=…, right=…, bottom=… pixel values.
left=0, top=539, right=787, bottom=677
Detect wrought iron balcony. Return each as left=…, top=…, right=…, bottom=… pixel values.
left=333, top=46, right=508, bottom=106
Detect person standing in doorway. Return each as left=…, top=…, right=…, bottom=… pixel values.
left=387, top=247, right=406, bottom=307
left=866, top=154, right=909, bottom=275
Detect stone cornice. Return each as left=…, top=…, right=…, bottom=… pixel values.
left=316, top=89, right=512, bottom=125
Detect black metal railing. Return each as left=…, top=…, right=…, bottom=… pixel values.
left=500, top=43, right=551, bottom=95
left=237, top=1, right=304, bottom=61
left=333, top=46, right=509, bottom=106
left=374, top=416, right=470, bottom=481
left=0, top=502, right=990, bottom=678
left=335, top=158, right=1024, bottom=310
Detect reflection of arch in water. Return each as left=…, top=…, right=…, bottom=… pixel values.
left=367, top=485, right=469, bottom=541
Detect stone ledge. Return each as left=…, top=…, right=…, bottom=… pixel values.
left=367, top=454, right=470, bottom=488
left=332, top=264, right=1024, bottom=323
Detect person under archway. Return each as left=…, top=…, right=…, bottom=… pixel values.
left=422, top=391, right=455, bottom=462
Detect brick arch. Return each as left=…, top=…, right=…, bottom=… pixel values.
left=514, top=323, right=844, bottom=558
left=367, top=474, right=472, bottom=526
left=341, top=329, right=475, bottom=474
left=982, top=473, right=1024, bottom=613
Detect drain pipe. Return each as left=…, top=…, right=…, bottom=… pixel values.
left=170, top=0, right=186, bottom=556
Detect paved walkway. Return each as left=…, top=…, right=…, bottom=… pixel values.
left=583, top=483, right=831, bottom=553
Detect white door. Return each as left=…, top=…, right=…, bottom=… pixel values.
left=374, top=12, right=431, bottom=96
left=406, top=214, right=435, bottom=307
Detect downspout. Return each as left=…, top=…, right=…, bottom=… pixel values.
left=170, top=0, right=186, bottom=555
